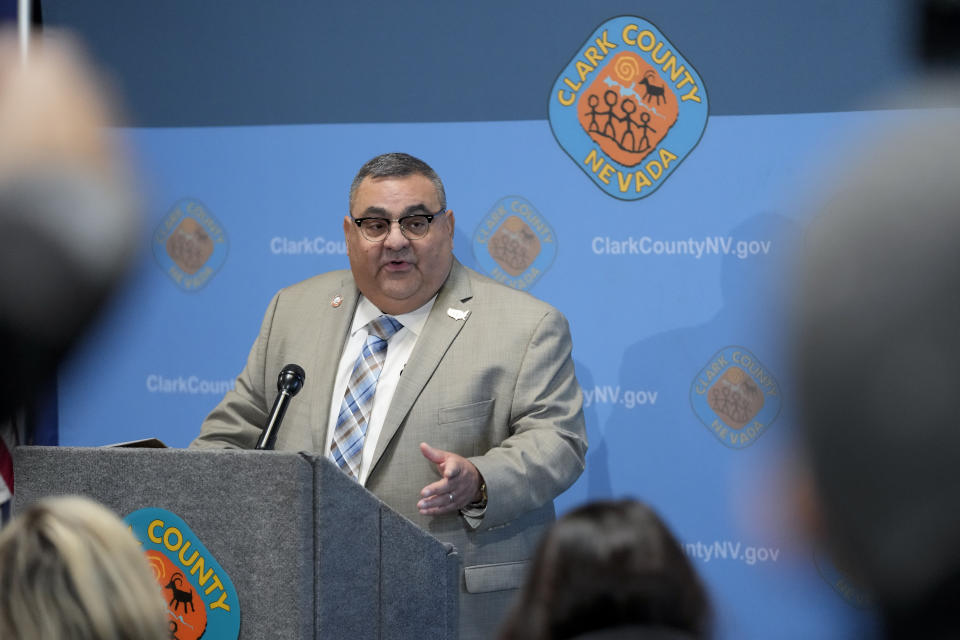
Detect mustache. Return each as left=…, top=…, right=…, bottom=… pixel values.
left=380, top=250, right=416, bottom=265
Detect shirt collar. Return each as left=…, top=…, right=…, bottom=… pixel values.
left=352, top=295, right=436, bottom=338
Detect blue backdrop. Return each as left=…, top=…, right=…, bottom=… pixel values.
left=45, top=2, right=923, bottom=637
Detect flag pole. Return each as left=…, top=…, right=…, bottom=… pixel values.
left=18, top=0, right=30, bottom=65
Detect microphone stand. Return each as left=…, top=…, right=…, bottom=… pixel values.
left=255, top=364, right=305, bottom=450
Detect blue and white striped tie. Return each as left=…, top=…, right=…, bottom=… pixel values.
left=330, top=315, right=403, bottom=478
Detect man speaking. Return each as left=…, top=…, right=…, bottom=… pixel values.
left=192, top=152, right=587, bottom=639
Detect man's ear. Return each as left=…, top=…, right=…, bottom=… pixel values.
left=445, top=210, right=455, bottom=238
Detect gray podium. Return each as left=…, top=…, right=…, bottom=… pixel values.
left=12, top=446, right=460, bottom=640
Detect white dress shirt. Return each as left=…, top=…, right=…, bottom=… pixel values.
left=324, top=295, right=434, bottom=484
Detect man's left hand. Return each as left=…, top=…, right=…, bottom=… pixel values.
left=417, top=442, right=482, bottom=515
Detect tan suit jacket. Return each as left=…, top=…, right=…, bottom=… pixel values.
left=192, top=260, right=587, bottom=640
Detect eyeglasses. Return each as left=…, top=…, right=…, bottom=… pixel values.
left=351, top=208, right=447, bottom=242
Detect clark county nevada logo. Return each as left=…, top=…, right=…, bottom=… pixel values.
left=125, top=508, right=241, bottom=640
left=689, top=346, right=781, bottom=449
left=472, top=196, right=557, bottom=291
left=153, top=199, right=229, bottom=292
left=549, top=16, right=709, bottom=200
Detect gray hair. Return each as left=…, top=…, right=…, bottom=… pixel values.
left=795, top=105, right=960, bottom=610
left=0, top=496, right=170, bottom=640
left=348, top=152, right=446, bottom=213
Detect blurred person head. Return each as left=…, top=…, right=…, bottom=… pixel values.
left=0, top=31, right=137, bottom=420
left=794, top=108, right=960, bottom=636
left=0, top=495, right=169, bottom=640
left=500, top=499, right=709, bottom=640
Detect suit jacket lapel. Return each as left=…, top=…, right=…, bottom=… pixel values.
left=368, top=260, right=474, bottom=476
left=309, top=274, right=360, bottom=452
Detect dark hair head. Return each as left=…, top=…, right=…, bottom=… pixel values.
left=348, top=152, right=446, bottom=213
left=500, top=500, right=709, bottom=640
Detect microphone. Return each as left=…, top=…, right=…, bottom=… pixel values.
left=255, top=364, right=306, bottom=450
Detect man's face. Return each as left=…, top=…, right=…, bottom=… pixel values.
left=344, top=174, right=455, bottom=315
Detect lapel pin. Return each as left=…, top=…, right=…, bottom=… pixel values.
left=447, top=308, right=469, bottom=321
left=331, top=295, right=343, bottom=308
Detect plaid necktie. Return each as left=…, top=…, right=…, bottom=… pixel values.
left=330, top=315, right=403, bottom=478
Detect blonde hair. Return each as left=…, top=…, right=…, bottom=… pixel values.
left=0, top=496, right=169, bottom=640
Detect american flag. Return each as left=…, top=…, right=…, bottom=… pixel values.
left=0, top=423, right=13, bottom=518
left=0, top=395, right=58, bottom=524
left=0, top=410, right=27, bottom=524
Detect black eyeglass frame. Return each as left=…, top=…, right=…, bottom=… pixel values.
left=351, top=207, right=447, bottom=242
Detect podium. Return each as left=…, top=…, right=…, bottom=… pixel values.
left=12, top=446, right=460, bottom=640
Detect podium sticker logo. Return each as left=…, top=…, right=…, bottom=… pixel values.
left=153, top=199, right=229, bottom=291
left=690, top=346, right=781, bottom=449
left=125, top=508, right=240, bottom=640
left=473, top=196, right=557, bottom=291
left=549, top=16, right=709, bottom=200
